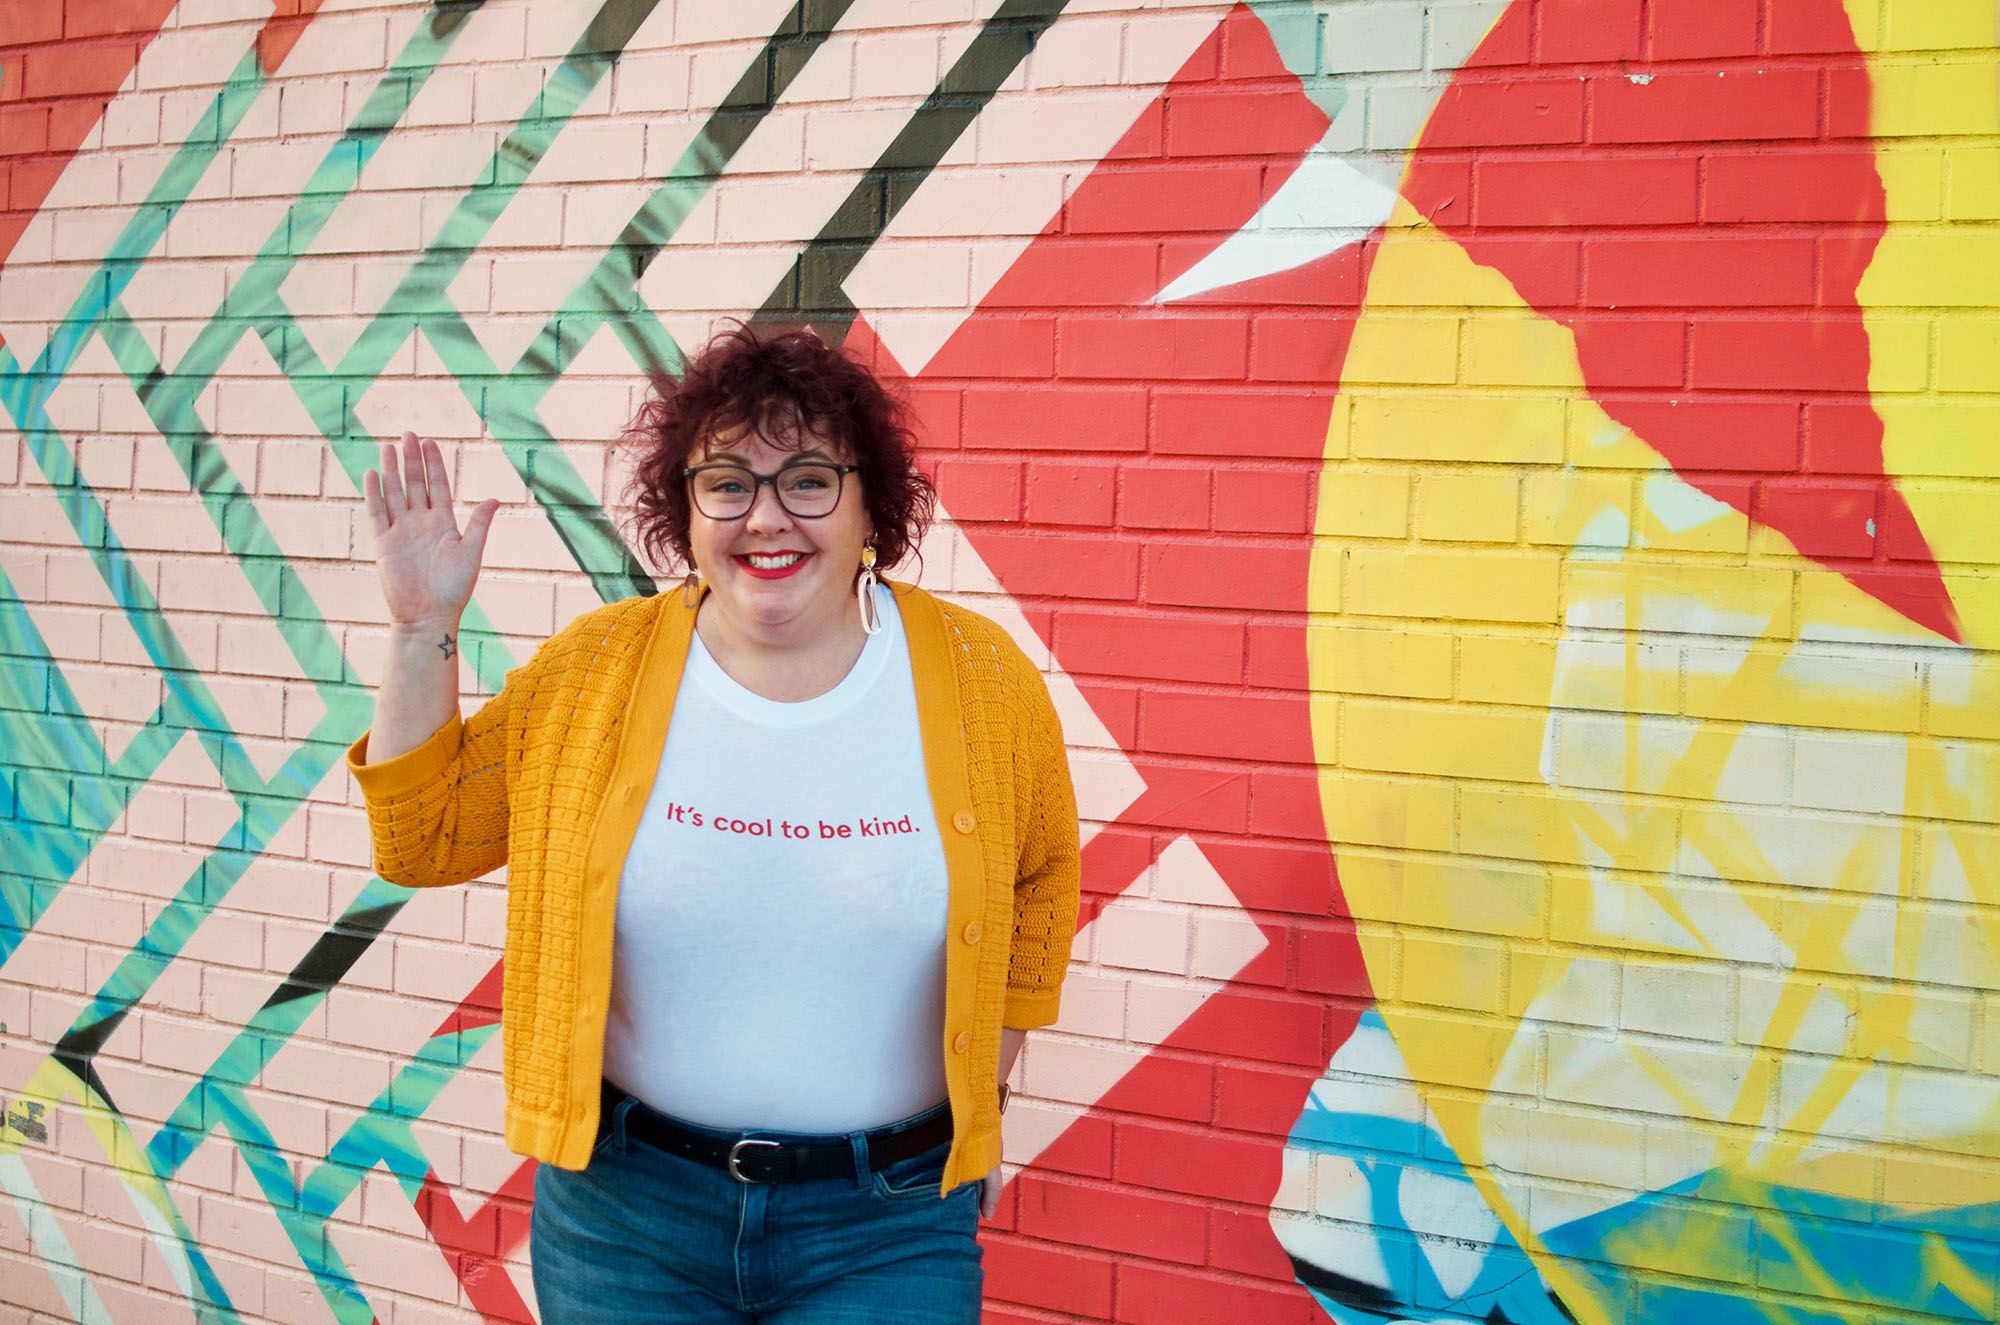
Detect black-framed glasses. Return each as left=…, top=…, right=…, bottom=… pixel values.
left=683, top=460, right=858, bottom=520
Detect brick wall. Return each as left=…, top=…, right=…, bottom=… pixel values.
left=3, top=1, right=1999, bottom=1322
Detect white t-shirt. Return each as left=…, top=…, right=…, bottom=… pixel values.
left=601, top=586, right=952, bottom=1132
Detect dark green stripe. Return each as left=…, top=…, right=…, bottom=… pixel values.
left=758, top=0, right=1070, bottom=337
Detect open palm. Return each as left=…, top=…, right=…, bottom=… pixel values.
left=362, top=432, right=500, bottom=629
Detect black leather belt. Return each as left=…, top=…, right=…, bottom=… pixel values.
left=599, top=1081, right=953, bottom=1184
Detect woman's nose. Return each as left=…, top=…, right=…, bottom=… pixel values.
left=742, top=480, right=794, bottom=530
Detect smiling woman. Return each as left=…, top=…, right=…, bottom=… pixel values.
left=344, top=324, right=1081, bottom=1324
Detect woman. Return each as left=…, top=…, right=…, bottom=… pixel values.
left=346, top=325, right=1081, bottom=1323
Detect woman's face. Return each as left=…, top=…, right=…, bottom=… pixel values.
left=686, top=425, right=871, bottom=646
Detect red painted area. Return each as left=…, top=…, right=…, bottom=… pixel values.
left=0, top=0, right=332, bottom=347
left=431, top=957, right=504, bottom=1039
left=855, top=5, right=1372, bottom=1308
left=1406, top=0, right=1959, bottom=640
left=0, top=0, right=177, bottom=273
left=260, top=0, right=331, bottom=74
left=424, top=961, right=531, bottom=1322
left=414, top=1162, right=537, bottom=1324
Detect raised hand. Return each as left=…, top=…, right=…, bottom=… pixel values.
left=362, top=432, right=500, bottom=632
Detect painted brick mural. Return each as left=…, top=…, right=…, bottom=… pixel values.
left=2, top=0, right=1998, bottom=1321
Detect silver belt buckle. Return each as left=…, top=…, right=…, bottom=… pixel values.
left=727, top=1138, right=782, bottom=1183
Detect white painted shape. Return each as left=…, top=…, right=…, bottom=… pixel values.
left=1524, top=1181, right=1623, bottom=1242
left=1795, top=1056, right=2000, bottom=1151
left=1271, top=1139, right=1313, bottom=1212
left=1599, top=856, right=1778, bottom=958
left=1585, top=421, right=1626, bottom=450
left=941, top=507, right=1142, bottom=818
left=1575, top=506, right=1633, bottom=550
left=1640, top=470, right=1734, bottom=535
left=1564, top=585, right=1774, bottom=641
left=0, top=0, right=254, bottom=367
left=0, top=1154, right=113, bottom=1324
left=1158, top=132, right=1399, bottom=303
left=1309, top=1151, right=1372, bottom=1222
left=1415, top=1204, right=1500, bottom=1300
left=1324, top=1006, right=1419, bottom=1084
left=849, top=11, right=1224, bottom=375
left=1928, top=652, right=1976, bottom=712
left=1007, top=835, right=1257, bottom=1172
left=116, top=1169, right=198, bottom=1303
left=1272, top=1212, right=1397, bottom=1308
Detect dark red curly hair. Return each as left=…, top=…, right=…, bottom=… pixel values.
left=623, top=324, right=934, bottom=575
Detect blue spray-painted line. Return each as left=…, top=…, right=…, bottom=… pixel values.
left=309, top=1024, right=501, bottom=1214
left=0, top=566, right=199, bottom=963
left=1542, top=1174, right=2000, bottom=1324
left=210, top=1080, right=372, bottom=1325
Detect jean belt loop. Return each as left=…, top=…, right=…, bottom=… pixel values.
left=612, top=1093, right=636, bottom=1151
left=849, top=1129, right=872, bottom=1192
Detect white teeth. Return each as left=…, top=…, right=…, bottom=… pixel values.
left=746, top=553, right=804, bottom=569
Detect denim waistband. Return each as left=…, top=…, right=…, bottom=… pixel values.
left=601, top=1079, right=951, bottom=1147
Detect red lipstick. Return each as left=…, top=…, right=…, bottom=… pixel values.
left=733, top=552, right=811, bottom=580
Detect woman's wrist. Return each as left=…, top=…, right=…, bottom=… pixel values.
left=388, top=612, right=463, bottom=640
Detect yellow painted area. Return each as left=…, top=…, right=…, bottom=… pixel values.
left=0, top=1059, right=199, bottom=1312
left=1864, top=59, right=2000, bottom=137
left=1313, top=73, right=2000, bottom=1290
left=1934, top=315, right=2000, bottom=388
left=1521, top=469, right=1629, bottom=547
left=1414, top=471, right=1518, bottom=542
left=1345, top=391, right=1565, bottom=463
left=1344, top=545, right=1559, bottom=622
left=1336, top=313, right=1457, bottom=384
left=1862, top=0, right=2000, bottom=651
left=1313, top=469, right=1409, bottom=537
left=1946, top=145, right=2000, bottom=217
left=1305, top=624, right=1452, bottom=698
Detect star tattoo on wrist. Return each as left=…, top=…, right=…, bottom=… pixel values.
left=436, top=633, right=456, bottom=661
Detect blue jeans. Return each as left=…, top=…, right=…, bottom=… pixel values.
left=531, top=1092, right=983, bottom=1323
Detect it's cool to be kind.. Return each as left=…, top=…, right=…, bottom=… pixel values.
left=654, top=800, right=922, bottom=840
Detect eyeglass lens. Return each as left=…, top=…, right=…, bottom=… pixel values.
left=690, top=463, right=844, bottom=519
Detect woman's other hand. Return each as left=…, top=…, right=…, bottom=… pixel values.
left=978, top=1170, right=1001, bottom=1220
left=362, top=432, right=499, bottom=631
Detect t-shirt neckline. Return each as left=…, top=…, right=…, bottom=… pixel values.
left=684, top=583, right=901, bottom=726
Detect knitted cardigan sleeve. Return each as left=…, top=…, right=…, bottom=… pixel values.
left=346, top=679, right=517, bottom=889
left=1002, top=647, right=1082, bottom=1029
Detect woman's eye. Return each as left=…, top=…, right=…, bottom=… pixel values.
left=787, top=473, right=831, bottom=492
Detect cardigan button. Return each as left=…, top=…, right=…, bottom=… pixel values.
left=952, top=810, right=976, bottom=834
left=952, top=1031, right=972, bottom=1054
left=962, top=921, right=982, bottom=945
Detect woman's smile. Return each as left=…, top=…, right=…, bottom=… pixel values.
left=735, top=550, right=812, bottom=579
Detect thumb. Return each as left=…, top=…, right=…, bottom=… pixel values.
left=463, top=499, right=500, bottom=563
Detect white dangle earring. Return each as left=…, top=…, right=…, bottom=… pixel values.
left=856, top=543, right=882, bottom=636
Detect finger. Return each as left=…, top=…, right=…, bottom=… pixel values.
left=378, top=441, right=407, bottom=511
left=362, top=469, right=389, bottom=536
left=424, top=437, right=454, bottom=523
left=403, top=432, right=428, bottom=509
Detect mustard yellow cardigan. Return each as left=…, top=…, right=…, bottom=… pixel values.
left=345, top=581, right=1080, bottom=1190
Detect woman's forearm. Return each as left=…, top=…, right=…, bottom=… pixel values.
left=363, top=616, right=464, bottom=764
left=999, top=1028, right=1027, bottom=1086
